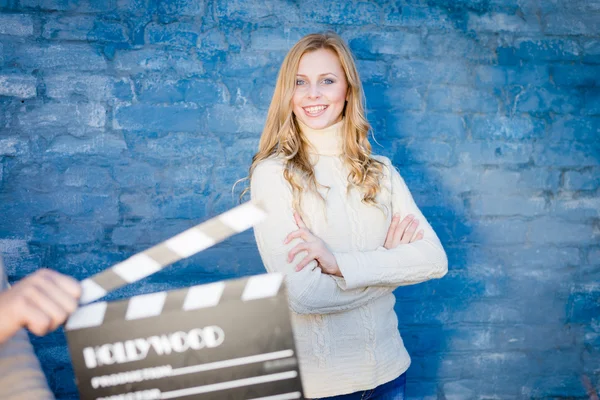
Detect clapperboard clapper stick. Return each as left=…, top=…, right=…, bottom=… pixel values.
left=65, top=201, right=305, bottom=400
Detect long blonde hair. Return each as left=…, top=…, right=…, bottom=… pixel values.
left=245, top=32, right=383, bottom=212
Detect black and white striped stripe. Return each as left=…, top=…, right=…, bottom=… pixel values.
left=78, top=201, right=267, bottom=305
left=66, top=274, right=284, bottom=331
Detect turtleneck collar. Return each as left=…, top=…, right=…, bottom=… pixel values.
left=298, top=118, right=344, bottom=157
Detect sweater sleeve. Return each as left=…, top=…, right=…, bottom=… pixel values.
left=0, top=259, right=54, bottom=400
left=333, top=158, right=448, bottom=290
left=251, top=159, right=396, bottom=315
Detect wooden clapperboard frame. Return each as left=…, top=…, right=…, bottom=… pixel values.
left=65, top=202, right=305, bottom=400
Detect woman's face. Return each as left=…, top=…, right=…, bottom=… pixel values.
left=292, top=48, right=349, bottom=130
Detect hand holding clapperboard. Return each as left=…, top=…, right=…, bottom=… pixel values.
left=65, top=202, right=305, bottom=400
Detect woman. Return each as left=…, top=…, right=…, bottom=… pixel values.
left=248, top=32, right=448, bottom=399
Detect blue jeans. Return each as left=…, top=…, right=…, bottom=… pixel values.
left=313, top=372, right=406, bottom=400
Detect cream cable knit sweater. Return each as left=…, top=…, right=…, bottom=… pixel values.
left=251, top=119, right=448, bottom=398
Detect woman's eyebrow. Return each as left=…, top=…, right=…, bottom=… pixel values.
left=296, top=73, right=339, bottom=78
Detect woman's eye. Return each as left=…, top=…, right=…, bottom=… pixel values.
left=323, top=79, right=334, bottom=84
left=296, top=79, right=305, bottom=85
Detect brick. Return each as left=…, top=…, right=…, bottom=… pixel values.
left=550, top=116, right=600, bottom=142
left=158, top=163, right=212, bottom=193
left=111, top=225, right=143, bottom=246
left=114, top=49, right=203, bottom=75
left=157, top=193, right=205, bottom=219
left=0, top=14, right=34, bottom=36
left=539, top=0, right=600, bottom=13
left=497, top=247, right=581, bottom=269
left=529, top=217, right=597, bottom=245
left=157, top=0, right=204, bottom=16
left=33, top=221, right=104, bottom=245
left=220, top=52, right=280, bottom=78
left=550, top=197, right=600, bottom=222
left=0, top=137, right=27, bottom=157
left=46, top=133, right=126, bottom=156
left=90, top=20, right=128, bottom=42
left=0, top=73, right=37, bottom=99
left=112, top=161, right=158, bottom=189
left=206, top=104, right=266, bottom=134
left=114, top=104, right=205, bottom=132
left=120, top=193, right=158, bottom=219
left=427, top=86, right=499, bottom=113
left=474, top=168, right=560, bottom=194
left=42, top=15, right=95, bottom=41
left=515, top=87, right=583, bottom=115
left=383, top=5, right=452, bottom=29
left=534, top=142, right=600, bottom=167
left=135, top=78, right=226, bottom=105
left=524, top=375, right=589, bottom=398
left=584, top=89, right=600, bottom=115
left=583, top=39, right=600, bottom=64
left=457, top=141, right=533, bottom=165
left=250, top=27, right=315, bottom=52
left=348, top=32, right=422, bottom=59
left=298, top=0, right=380, bottom=25
left=18, top=103, right=106, bottom=134
left=552, top=65, right=600, bottom=87
left=564, top=169, right=600, bottom=191
left=393, top=141, right=453, bottom=167
left=469, top=194, right=546, bottom=217
left=20, top=0, right=115, bottom=11
left=356, top=60, right=387, bottom=83
left=45, top=74, right=129, bottom=102
left=425, top=32, right=496, bottom=63
left=474, top=65, right=550, bottom=87
left=63, top=165, right=115, bottom=189
left=364, top=83, right=423, bottom=111
left=126, top=131, right=220, bottom=160
left=12, top=44, right=107, bottom=71
left=467, top=12, right=541, bottom=33
left=515, top=38, right=580, bottom=62
left=475, top=219, right=528, bottom=245
left=544, top=12, right=600, bottom=35
left=145, top=22, right=198, bottom=48
left=470, top=115, right=545, bottom=140
left=391, top=60, right=470, bottom=86
left=216, top=0, right=300, bottom=22
left=386, top=112, right=465, bottom=139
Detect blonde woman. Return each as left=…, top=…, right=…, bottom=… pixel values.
left=248, top=32, right=448, bottom=399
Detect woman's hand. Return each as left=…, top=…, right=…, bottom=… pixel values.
left=0, top=269, right=81, bottom=343
left=384, top=213, right=424, bottom=249
left=284, top=213, right=341, bottom=276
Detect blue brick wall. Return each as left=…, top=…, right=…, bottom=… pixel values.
left=0, top=0, right=599, bottom=399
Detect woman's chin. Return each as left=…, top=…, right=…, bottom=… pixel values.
left=299, top=117, right=338, bottom=131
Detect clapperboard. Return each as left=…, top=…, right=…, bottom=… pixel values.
left=65, top=202, right=305, bottom=400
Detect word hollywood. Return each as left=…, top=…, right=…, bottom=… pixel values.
left=83, top=326, right=225, bottom=369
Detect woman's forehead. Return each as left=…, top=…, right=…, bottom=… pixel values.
left=297, top=48, right=344, bottom=76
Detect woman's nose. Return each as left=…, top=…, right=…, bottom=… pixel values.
left=308, top=84, right=321, bottom=99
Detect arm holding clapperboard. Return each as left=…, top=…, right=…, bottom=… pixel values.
left=0, top=256, right=80, bottom=400
left=251, top=157, right=448, bottom=315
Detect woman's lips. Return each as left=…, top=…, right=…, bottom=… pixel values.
left=303, top=105, right=328, bottom=117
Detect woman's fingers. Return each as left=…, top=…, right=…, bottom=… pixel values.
left=411, top=230, right=424, bottom=243
left=384, top=214, right=401, bottom=249
left=47, top=269, right=82, bottom=300
left=283, top=228, right=312, bottom=244
left=21, top=282, right=67, bottom=334
left=392, top=214, right=414, bottom=245
left=400, top=218, right=420, bottom=244
left=288, top=242, right=310, bottom=263
left=295, top=254, right=316, bottom=272
left=294, top=212, right=307, bottom=229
